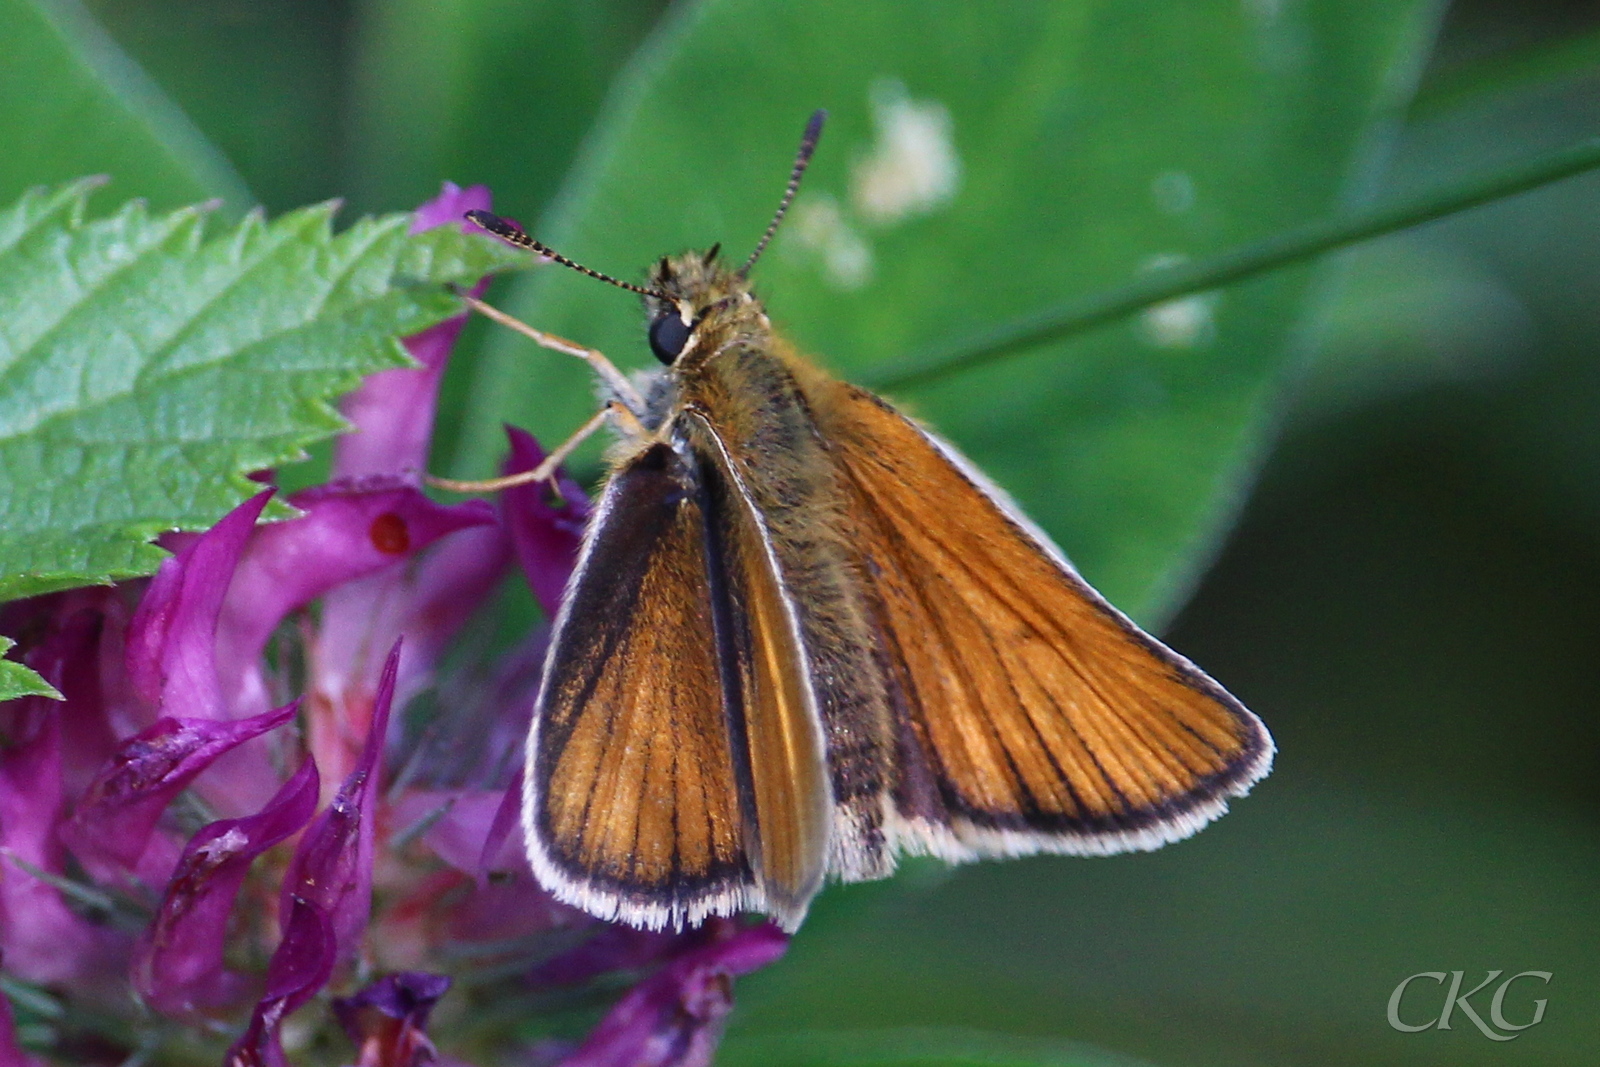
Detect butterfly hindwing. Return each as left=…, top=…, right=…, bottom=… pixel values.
left=811, top=383, right=1274, bottom=860
left=687, top=414, right=832, bottom=925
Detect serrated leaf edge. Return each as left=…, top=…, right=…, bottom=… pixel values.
left=0, top=181, right=526, bottom=604
left=0, top=636, right=64, bottom=702
left=0, top=177, right=107, bottom=256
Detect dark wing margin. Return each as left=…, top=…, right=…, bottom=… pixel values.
left=813, top=383, right=1274, bottom=862
left=523, top=437, right=830, bottom=931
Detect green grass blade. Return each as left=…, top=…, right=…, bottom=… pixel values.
left=870, top=136, right=1600, bottom=391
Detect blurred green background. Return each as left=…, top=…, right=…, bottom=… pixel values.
left=4, top=0, right=1597, bottom=1064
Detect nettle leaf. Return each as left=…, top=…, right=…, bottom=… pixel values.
left=0, top=178, right=528, bottom=603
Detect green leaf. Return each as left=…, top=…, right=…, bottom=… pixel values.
left=729, top=783, right=1600, bottom=1066
left=0, top=179, right=530, bottom=602
left=1411, top=20, right=1600, bottom=120
left=718, top=1028, right=1161, bottom=1067
left=0, top=0, right=250, bottom=211
left=451, top=0, right=1442, bottom=624
left=0, top=637, right=61, bottom=701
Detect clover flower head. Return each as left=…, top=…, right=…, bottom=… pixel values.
left=0, top=183, right=786, bottom=1067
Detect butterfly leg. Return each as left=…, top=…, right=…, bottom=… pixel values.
left=427, top=401, right=628, bottom=494
left=457, top=291, right=646, bottom=414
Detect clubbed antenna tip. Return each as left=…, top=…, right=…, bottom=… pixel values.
left=740, top=109, right=827, bottom=277
left=465, top=210, right=669, bottom=300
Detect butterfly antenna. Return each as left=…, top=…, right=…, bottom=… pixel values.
left=465, top=210, right=671, bottom=300
left=739, top=109, right=827, bottom=277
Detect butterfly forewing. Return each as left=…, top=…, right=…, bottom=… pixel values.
left=491, top=110, right=1274, bottom=931
left=527, top=443, right=749, bottom=927
left=811, top=383, right=1273, bottom=857
left=526, top=438, right=830, bottom=931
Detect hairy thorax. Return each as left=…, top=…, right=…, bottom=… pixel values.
left=636, top=251, right=899, bottom=878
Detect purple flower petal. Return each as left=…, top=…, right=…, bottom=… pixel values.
left=60, top=701, right=298, bottom=882
left=395, top=521, right=512, bottom=684
left=300, top=495, right=501, bottom=765
left=333, top=182, right=491, bottom=482
left=411, top=181, right=491, bottom=235
left=383, top=783, right=581, bottom=951
left=335, top=971, right=451, bottom=1029
left=280, top=642, right=400, bottom=965
left=135, top=758, right=320, bottom=1017
left=127, top=490, right=274, bottom=718
left=333, top=972, right=451, bottom=1067
left=224, top=896, right=337, bottom=1067
left=477, top=773, right=523, bottom=880
left=502, top=426, right=589, bottom=618
left=446, top=872, right=580, bottom=949
left=409, top=628, right=540, bottom=801
left=333, top=319, right=464, bottom=482
left=526, top=925, right=683, bottom=989
left=389, top=789, right=500, bottom=877
left=557, top=922, right=788, bottom=1067
left=218, top=481, right=494, bottom=710
left=0, top=699, right=116, bottom=986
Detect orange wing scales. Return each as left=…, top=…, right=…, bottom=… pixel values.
left=528, top=444, right=753, bottom=927
left=678, top=341, right=901, bottom=884
left=813, top=383, right=1272, bottom=856
left=508, top=231, right=1272, bottom=931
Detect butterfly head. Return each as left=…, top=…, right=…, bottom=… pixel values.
left=642, top=246, right=767, bottom=367
left=641, top=109, right=825, bottom=366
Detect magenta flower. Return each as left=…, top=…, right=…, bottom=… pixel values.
left=135, top=758, right=320, bottom=1017
left=550, top=921, right=788, bottom=1067
left=332, top=971, right=452, bottom=1067
left=0, top=183, right=786, bottom=1066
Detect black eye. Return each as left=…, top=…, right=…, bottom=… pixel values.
left=648, top=312, right=692, bottom=364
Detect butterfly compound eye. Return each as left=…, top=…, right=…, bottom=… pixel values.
left=648, top=312, right=692, bottom=364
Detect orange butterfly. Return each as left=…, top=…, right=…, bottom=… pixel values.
left=441, top=111, right=1273, bottom=932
